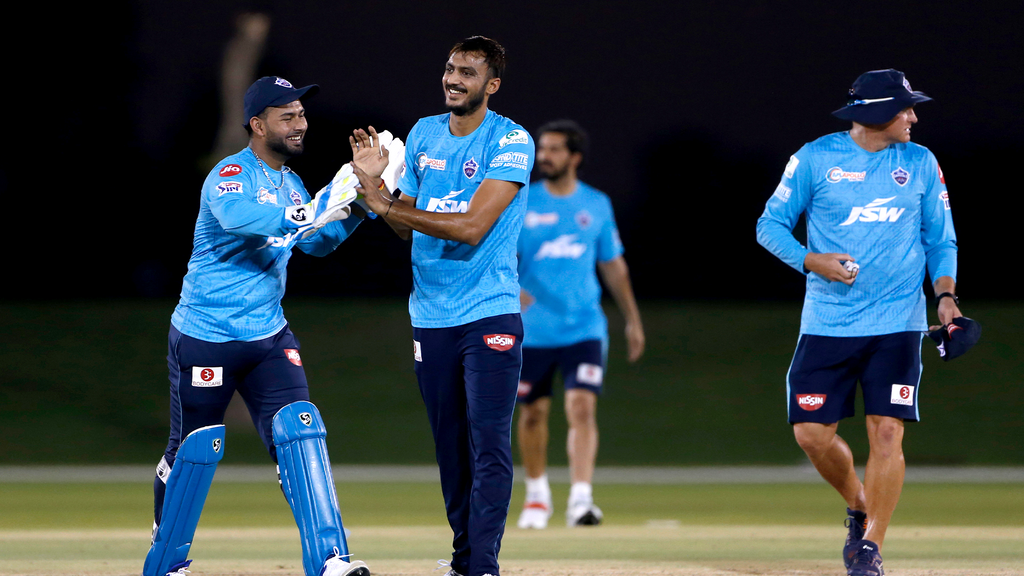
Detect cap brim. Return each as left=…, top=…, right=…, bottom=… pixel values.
left=832, top=91, right=931, bottom=125
left=265, top=84, right=320, bottom=108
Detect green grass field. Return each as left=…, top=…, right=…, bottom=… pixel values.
left=1, top=482, right=1022, bottom=575
left=1, top=299, right=1022, bottom=466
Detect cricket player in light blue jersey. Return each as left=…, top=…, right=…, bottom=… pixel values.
left=147, top=76, right=385, bottom=576
left=352, top=36, right=533, bottom=576
left=513, top=120, right=644, bottom=529
left=757, top=69, right=962, bottom=576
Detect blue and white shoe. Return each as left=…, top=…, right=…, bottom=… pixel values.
left=843, top=508, right=867, bottom=569
left=847, top=539, right=884, bottom=576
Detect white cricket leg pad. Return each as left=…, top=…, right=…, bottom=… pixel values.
left=143, top=425, right=225, bottom=576
left=273, top=401, right=352, bottom=576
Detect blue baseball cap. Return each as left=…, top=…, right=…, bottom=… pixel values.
left=243, top=76, right=319, bottom=128
left=927, top=317, right=982, bottom=362
left=832, top=69, right=932, bottom=125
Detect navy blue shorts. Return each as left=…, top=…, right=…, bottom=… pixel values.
left=787, top=331, right=924, bottom=424
left=517, top=339, right=605, bottom=403
left=164, top=323, right=310, bottom=464
left=412, top=313, right=523, bottom=576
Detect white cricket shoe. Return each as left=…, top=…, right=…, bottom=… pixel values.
left=435, top=559, right=463, bottom=576
left=321, top=547, right=371, bottom=576
left=566, top=500, right=603, bottom=527
left=517, top=500, right=553, bottom=529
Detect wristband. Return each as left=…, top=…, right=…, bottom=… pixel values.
left=384, top=199, right=394, bottom=217
left=936, top=292, right=959, bottom=306
left=378, top=179, right=386, bottom=191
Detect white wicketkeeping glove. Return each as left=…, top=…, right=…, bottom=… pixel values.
left=353, top=130, right=406, bottom=219
left=298, top=164, right=360, bottom=238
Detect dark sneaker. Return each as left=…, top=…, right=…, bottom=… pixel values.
left=847, top=539, right=884, bottom=576
left=843, top=508, right=867, bottom=569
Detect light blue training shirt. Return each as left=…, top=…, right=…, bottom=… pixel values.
left=757, top=131, right=957, bottom=337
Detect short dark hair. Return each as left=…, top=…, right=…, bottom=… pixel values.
left=243, top=109, right=269, bottom=137
left=449, top=36, right=507, bottom=80
left=537, top=119, right=589, bottom=168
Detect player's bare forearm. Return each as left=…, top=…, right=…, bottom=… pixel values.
left=598, top=256, right=645, bottom=361
left=932, top=275, right=962, bottom=328
left=381, top=193, right=415, bottom=241
left=353, top=163, right=518, bottom=245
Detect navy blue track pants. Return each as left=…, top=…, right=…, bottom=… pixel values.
left=413, top=314, right=523, bottom=576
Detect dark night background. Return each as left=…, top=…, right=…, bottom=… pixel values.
left=6, top=1, right=1023, bottom=302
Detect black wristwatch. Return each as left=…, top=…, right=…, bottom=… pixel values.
left=936, top=292, right=959, bottom=306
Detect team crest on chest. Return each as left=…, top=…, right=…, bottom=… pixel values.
left=891, top=167, right=910, bottom=186
left=289, top=190, right=302, bottom=205
left=463, top=158, right=479, bottom=179
left=575, top=210, right=593, bottom=228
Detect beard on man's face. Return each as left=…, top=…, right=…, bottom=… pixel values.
left=267, top=132, right=304, bottom=158
left=446, top=87, right=486, bottom=117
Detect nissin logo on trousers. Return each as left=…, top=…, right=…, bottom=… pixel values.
left=426, top=189, right=469, bottom=213
left=840, top=197, right=906, bottom=226
left=484, top=334, right=516, bottom=351
left=796, top=394, right=826, bottom=410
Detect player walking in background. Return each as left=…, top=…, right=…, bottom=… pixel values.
left=145, top=76, right=386, bottom=576
left=351, top=36, right=533, bottom=576
left=756, top=69, right=961, bottom=576
left=513, top=120, right=644, bottom=529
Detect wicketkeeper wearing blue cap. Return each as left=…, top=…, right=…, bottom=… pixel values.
left=757, top=69, right=966, bottom=576
left=144, top=76, right=394, bottom=576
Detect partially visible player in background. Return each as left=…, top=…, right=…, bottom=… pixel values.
left=352, top=36, right=534, bottom=576
left=756, top=69, right=960, bottom=576
left=514, top=120, right=644, bottom=529
left=144, top=76, right=386, bottom=576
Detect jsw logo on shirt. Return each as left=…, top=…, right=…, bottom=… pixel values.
left=535, top=234, right=586, bottom=260
left=426, top=189, right=469, bottom=213
left=840, top=197, right=906, bottom=226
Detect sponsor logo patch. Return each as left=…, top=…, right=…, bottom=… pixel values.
left=216, top=181, right=244, bottom=196
left=536, top=234, right=587, bottom=260
left=489, top=151, right=530, bottom=171
left=517, top=381, right=532, bottom=397
left=289, top=190, right=303, bottom=205
left=891, top=166, right=910, bottom=186
left=784, top=155, right=800, bottom=179
left=463, top=158, right=479, bottom=179
left=426, top=189, right=469, bottom=213
left=285, top=349, right=302, bottom=366
left=891, top=384, right=915, bottom=406
left=484, top=334, right=516, bottom=351
left=257, top=187, right=276, bottom=205
left=796, top=394, right=826, bottom=411
left=938, top=164, right=945, bottom=184
left=498, top=129, right=528, bottom=148
left=826, top=167, right=867, bottom=183
left=940, top=191, right=951, bottom=210
left=417, top=153, right=447, bottom=171
left=299, top=412, right=313, bottom=426
left=212, top=438, right=222, bottom=453
left=524, top=211, right=558, bottom=228
left=413, top=340, right=422, bottom=362
left=219, top=164, right=243, bottom=177
left=576, top=363, right=604, bottom=386
left=774, top=183, right=792, bottom=202
left=191, top=366, right=223, bottom=388
left=840, top=197, right=905, bottom=226
left=275, top=77, right=294, bottom=88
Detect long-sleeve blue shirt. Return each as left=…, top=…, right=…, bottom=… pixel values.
left=172, top=147, right=361, bottom=342
left=757, top=132, right=957, bottom=337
